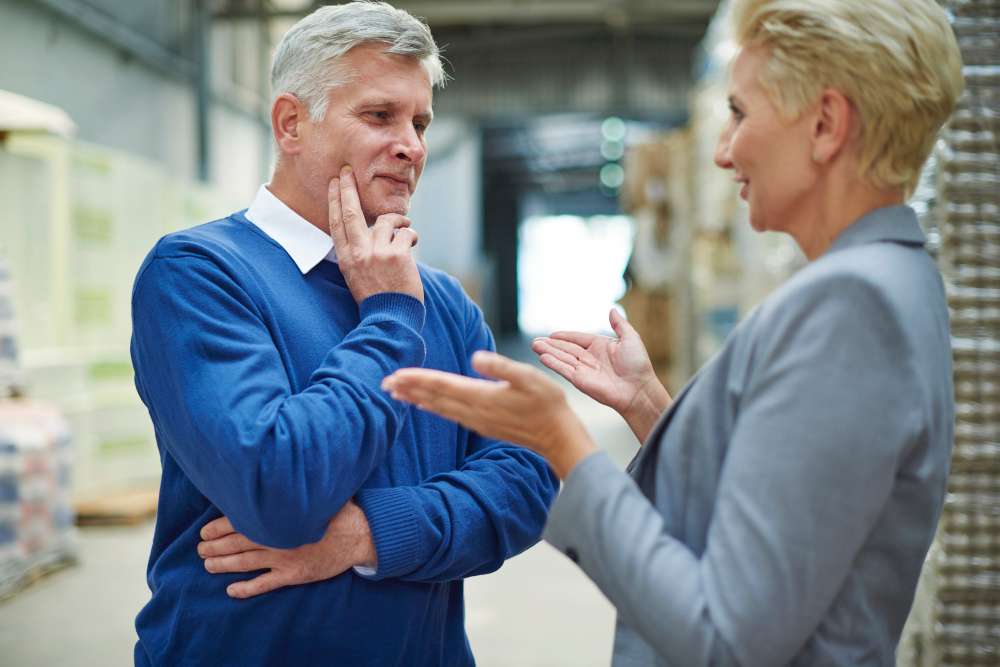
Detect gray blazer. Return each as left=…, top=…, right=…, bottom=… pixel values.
left=544, top=206, right=954, bottom=666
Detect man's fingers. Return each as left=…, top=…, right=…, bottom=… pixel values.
left=226, top=572, right=289, bottom=599
left=197, top=532, right=259, bottom=559
left=204, top=550, right=269, bottom=574
left=390, top=227, right=418, bottom=249
left=372, top=217, right=396, bottom=247
left=200, top=516, right=235, bottom=541
left=327, top=177, right=348, bottom=253
left=338, top=166, right=367, bottom=245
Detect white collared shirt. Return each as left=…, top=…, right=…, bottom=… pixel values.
left=244, top=183, right=377, bottom=577
left=244, top=184, right=338, bottom=273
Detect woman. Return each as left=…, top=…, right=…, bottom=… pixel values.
left=384, top=0, right=964, bottom=664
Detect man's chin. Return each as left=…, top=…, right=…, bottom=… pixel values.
left=363, top=200, right=411, bottom=224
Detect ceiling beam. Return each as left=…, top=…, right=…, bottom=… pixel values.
left=214, top=0, right=719, bottom=25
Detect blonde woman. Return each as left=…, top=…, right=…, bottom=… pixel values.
left=383, top=0, right=965, bottom=664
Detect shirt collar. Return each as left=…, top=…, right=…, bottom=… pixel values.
left=244, top=184, right=337, bottom=274
left=827, top=204, right=926, bottom=255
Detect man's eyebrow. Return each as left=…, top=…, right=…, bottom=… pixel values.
left=357, top=99, right=434, bottom=122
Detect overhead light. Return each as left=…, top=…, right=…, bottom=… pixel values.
left=601, top=117, right=626, bottom=143
left=601, top=139, right=625, bottom=161
left=600, top=163, right=626, bottom=190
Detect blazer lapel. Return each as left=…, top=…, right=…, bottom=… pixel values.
left=625, top=371, right=700, bottom=495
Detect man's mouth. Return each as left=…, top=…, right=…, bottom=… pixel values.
left=376, top=174, right=413, bottom=191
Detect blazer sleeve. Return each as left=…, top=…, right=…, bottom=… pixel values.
left=131, top=250, right=426, bottom=549
left=543, top=274, right=924, bottom=666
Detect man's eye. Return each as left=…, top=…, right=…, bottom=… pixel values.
left=729, top=104, right=744, bottom=122
left=367, top=111, right=390, bottom=121
left=414, top=122, right=427, bottom=133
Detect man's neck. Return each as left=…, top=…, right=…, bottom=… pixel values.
left=268, top=169, right=328, bottom=234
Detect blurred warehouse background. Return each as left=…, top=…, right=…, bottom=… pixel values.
left=0, top=0, right=997, bottom=665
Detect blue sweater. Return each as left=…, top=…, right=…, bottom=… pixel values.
left=130, top=211, right=557, bottom=665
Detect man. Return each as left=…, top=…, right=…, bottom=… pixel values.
left=129, top=3, right=557, bottom=664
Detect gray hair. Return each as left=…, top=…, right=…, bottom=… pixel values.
left=270, top=1, right=446, bottom=121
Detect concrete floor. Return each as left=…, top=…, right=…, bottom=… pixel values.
left=0, top=350, right=641, bottom=666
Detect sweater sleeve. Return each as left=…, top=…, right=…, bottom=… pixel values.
left=355, top=283, right=559, bottom=581
left=542, top=275, right=924, bottom=666
left=130, top=250, right=426, bottom=549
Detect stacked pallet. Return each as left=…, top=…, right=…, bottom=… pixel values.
left=0, top=255, right=78, bottom=599
left=933, top=1, right=1000, bottom=664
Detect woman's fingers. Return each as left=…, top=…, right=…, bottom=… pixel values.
left=197, top=531, right=259, bottom=559
left=609, top=308, right=638, bottom=340
left=226, top=571, right=288, bottom=599
left=548, top=330, right=600, bottom=347
left=396, top=383, right=480, bottom=427
left=200, top=516, right=235, bottom=541
left=538, top=352, right=576, bottom=379
left=386, top=367, right=484, bottom=394
left=532, top=339, right=582, bottom=368
left=204, top=549, right=269, bottom=574
left=470, top=351, right=537, bottom=386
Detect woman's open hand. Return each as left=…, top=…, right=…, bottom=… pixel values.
left=532, top=309, right=671, bottom=442
left=383, top=351, right=597, bottom=478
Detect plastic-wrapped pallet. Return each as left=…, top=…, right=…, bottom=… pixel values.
left=929, top=1, right=1000, bottom=665
left=0, top=400, right=77, bottom=599
left=0, top=254, right=22, bottom=398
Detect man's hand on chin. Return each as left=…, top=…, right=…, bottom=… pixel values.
left=197, top=501, right=377, bottom=598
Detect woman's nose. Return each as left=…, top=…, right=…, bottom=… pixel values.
left=714, top=129, right=734, bottom=170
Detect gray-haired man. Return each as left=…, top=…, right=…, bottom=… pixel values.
left=130, top=3, right=556, bottom=664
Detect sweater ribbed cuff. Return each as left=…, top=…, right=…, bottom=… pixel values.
left=354, top=485, right=422, bottom=579
left=359, top=293, right=426, bottom=333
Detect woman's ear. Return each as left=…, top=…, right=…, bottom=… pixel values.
left=811, top=88, right=853, bottom=164
left=272, top=93, right=307, bottom=156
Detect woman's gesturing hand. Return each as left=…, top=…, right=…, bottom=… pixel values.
left=532, top=309, right=671, bottom=442
left=383, top=351, right=598, bottom=479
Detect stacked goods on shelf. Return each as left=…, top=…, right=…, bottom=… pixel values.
left=0, top=255, right=22, bottom=396
left=0, top=131, right=242, bottom=501
left=930, top=3, right=1000, bottom=664
left=0, top=401, right=77, bottom=599
left=0, top=254, right=77, bottom=598
left=620, top=131, right=694, bottom=389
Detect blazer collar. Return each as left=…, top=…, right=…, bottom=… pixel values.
left=826, top=205, right=926, bottom=255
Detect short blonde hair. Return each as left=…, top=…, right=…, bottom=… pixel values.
left=732, top=0, right=964, bottom=195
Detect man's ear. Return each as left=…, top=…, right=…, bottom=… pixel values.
left=272, top=93, right=307, bottom=155
left=810, top=88, right=853, bottom=165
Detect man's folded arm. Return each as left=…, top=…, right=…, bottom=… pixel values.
left=356, top=283, right=558, bottom=581
left=356, top=435, right=557, bottom=581
left=131, top=251, right=426, bottom=549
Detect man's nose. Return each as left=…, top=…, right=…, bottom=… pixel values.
left=392, top=125, right=426, bottom=164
